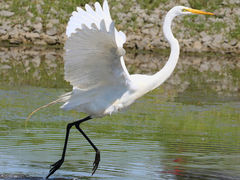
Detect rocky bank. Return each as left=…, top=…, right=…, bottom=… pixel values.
left=0, top=0, right=240, bottom=53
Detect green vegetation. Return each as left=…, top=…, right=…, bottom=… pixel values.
left=182, top=16, right=206, bottom=36
left=7, top=0, right=103, bottom=24
left=135, top=0, right=223, bottom=11
left=136, top=0, right=168, bottom=10
left=211, top=21, right=227, bottom=33
left=188, top=0, right=223, bottom=11
left=230, top=24, right=240, bottom=40
left=229, top=17, right=240, bottom=40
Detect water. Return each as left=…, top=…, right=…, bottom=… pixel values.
left=0, top=46, right=240, bottom=179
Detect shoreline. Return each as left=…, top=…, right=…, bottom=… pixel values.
left=0, top=42, right=239, bottom=57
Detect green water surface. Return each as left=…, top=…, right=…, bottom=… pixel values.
left=0, top=47, right=239, bottom=179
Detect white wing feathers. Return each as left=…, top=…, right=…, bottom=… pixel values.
left=62, top=0, right=131, bottom=113
left=66, top=0, right=126, bottom=47
left=64, top=0, right=130, bottom=89
left=64, top=20, right=129, bottom=89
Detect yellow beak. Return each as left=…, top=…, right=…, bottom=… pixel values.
left=184, top=8, right=214, bottom=15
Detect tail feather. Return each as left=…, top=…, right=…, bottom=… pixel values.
left=25, top=92, right=72, bottom=127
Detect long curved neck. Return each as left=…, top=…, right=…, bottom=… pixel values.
left=149, top=9, right=180, bottom=90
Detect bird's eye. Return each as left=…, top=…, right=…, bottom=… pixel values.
left=182, top=9, right=188, bottom=12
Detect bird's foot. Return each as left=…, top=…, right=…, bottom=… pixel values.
left=46, top=158, right=64, bottom=179
left=92, top=150, right=100, bottom=175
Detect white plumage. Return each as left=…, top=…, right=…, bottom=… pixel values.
left=26, top=2, right=214, bottom=178
left=61, top=0, right=147, bottom=116
left=25, top=1, right=214, bottom=121
left=59, top=1, right=214, bottom=117
left=66, top=1, right=126, bottom=46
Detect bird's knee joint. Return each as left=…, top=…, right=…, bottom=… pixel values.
left=67, top=123, right=73, bottom=129
left=74, top=123, right=81, bottom=129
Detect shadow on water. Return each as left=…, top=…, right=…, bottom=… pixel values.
left=0, top=46, right=240, bottom=179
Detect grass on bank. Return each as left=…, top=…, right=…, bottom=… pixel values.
left=6, top=0, right=224, bottom=21
left=3, top=0, right=240, bottom=42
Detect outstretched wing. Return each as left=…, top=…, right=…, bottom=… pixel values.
left=64, top=0, right=130, bottom=91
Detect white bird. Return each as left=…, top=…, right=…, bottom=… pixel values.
left=26, top=0, right=214, bottom=178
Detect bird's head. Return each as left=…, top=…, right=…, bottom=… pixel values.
left=172, top=6, right=214, bottom=16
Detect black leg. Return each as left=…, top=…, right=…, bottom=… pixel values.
left=75, top=122, right=100, bottom=175
left=46, top=116, right=92, bottom=179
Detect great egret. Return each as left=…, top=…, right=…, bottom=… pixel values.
left=26, top=0, right=214, bottom=178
